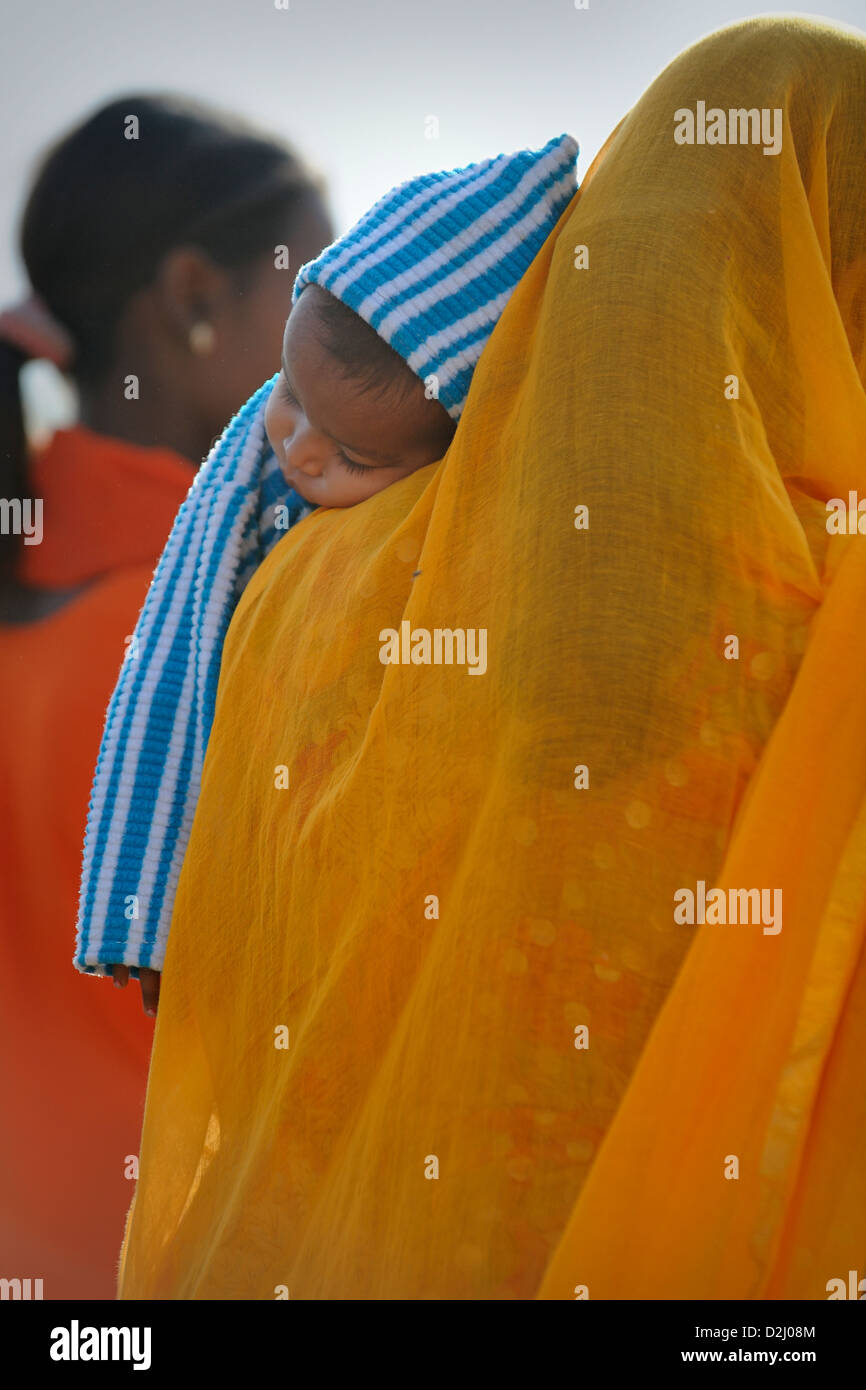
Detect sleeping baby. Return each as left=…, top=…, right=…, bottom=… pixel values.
left=265, top=130, right=579, bottom=508
left=98, top=131, right=579, bottom=1012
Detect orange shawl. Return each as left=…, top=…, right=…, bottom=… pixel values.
left=0, top=426, right=192, bottom=1298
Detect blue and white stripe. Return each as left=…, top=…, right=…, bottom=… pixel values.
left=76, top=134, right=579, bottom=976
left=293, top=132, right=579, bottom=419
left=74, top=375, right=311, bottom=975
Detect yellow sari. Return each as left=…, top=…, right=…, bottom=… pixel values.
left=120, top=15, right=866, bottom=1299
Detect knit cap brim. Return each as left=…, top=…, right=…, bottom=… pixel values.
left=292, top=133, right=579, bottom=419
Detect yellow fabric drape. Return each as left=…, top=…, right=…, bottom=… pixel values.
left=119, top=15, right=866, bottom=1299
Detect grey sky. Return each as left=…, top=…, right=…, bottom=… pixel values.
left=2, top=0, right=864, bottom=426
left=4, top=0, right=865, bottom=297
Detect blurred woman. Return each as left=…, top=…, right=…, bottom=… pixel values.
left=0, top=93, right=332, bottom=1298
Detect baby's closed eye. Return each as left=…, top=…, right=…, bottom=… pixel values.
left=339, top=455, right=375, bottom=477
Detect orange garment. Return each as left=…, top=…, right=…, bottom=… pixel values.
left=0, top=426, right=193, bottom=1299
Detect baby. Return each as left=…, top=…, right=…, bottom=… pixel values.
left=265, top=284, right=456, bottom=507
left=103, top=131, right=579, bottom=1013
left=265, top=130, right=579, bottom=509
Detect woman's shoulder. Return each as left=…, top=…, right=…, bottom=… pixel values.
left=14, top=424, right=194, bottom=603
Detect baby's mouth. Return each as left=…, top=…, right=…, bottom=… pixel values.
left=287, top=473, right=315, bottom=502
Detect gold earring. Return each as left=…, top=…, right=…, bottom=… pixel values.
left=189, top=321, right=216, bottom=355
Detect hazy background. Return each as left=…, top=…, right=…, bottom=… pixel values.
left=3, top=0, right=864, bottom=426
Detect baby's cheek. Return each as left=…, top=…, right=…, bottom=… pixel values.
left=363, top=472, right=397, bottom=501
left=263, top=393, right=287, bottom=453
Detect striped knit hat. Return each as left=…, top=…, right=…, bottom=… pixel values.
left=292, top=133, right=579, bottom=420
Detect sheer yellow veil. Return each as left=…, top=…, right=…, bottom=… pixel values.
left=119, top=15, right=866, bottom=1299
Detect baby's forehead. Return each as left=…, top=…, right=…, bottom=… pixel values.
left=281, top=292, right=450, bottom=457
left=286, top=285, right=405, bottom=372
left=284, top=286, right=422, bottom=411
left=282, top=284, right=328, bottom=351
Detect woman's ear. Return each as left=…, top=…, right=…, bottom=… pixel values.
left=150, top=246, right=230, bottom=347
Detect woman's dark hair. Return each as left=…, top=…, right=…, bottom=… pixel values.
left=1, top=92, right=327, bottom=582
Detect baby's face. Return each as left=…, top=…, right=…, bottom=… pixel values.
left=264, top=286, right=455, bottom=508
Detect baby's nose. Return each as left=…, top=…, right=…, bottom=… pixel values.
left=282, top=424, right=325, bottom=477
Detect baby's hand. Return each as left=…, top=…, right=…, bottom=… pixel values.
left=112, top=964, right=161, bottom=1017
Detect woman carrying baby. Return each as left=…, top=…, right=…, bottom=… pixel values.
left=80, top=17, right=866, bottom=1300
